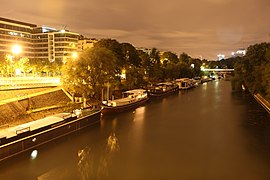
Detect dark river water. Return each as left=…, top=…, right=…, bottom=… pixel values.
left=0, top=80, right=270, bottom=180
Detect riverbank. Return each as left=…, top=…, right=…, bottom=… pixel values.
left=231, top=79, right=270, bottom=114
left=254, top=93, right=270, bottom=114
left=0, top=88, right=76, bottom=126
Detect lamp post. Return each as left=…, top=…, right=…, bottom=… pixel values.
left=11, top=44, right=22, bottom=76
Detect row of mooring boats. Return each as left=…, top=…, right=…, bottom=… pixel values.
left=0, top=78, right=198, bottom=162
left=101, top=78, right=198, bottom=114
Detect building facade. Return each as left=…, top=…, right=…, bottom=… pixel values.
left=0, top=17, right=82, bottom=63
left=0, top=17, right=36, bottom=58
left=32, top=27, right=79, bottom=63
left=136, top=47, right=152, bottom=55
left=78, top=36, right=97, bottom=53
left=231, top=48, right=246, bottom=58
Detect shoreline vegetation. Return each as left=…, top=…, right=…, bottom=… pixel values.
left=232, top=42, right=270, bottom=113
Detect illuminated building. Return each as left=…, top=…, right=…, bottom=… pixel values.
left=0, top=17, right=36, bottom=57
left=231, top=48, right=246, bottom=57
left=136, top=47, right=152, bottom=55
left=78, top=36, right=98, bottom=52
left=217, top=54, right=225, bottom=60
left=32, top=27, right=79, bottom=63
left=0, top=17, right=81, bottom=63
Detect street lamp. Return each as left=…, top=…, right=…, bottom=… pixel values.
left=72, top=52, right=78, bottom=60
left=12, top=44, right=22, bottom=55
left=11, top=44, right=22, bottom=77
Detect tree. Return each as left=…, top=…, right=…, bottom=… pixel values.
left=233, top=42, right=270, bottom=100
left=121, top=43, right=141, bottom=67
left=179, top=52, right=190, bottom=64
left=14, top=57, right=31, bottom=75
left=120, top=43, right=146, bottom=89
left=164, top=63, right=180, bottom=80
left=0, top=53, right=7, bottom=76
left=138, top=50, right=151, bottom=78
left=161, top=51, right=179, bottom=64
left=94, top=39, right=125, bottom=70
left=149, top=48, right=161, bottom=64
left=244, top=43, right=270, bottom=94
left=178, top=62, right=192, bottom=78
left=189, top=58, right=202, bottom=77
left=208, top=61, right=221, bottom=69
left=62, top=47, right=117, bottom=99
left=220, top=57, right=238, bottom=69
left=262, top=63, right=270, bottom=100
left=148, top=48, right=163, bottom=83
left=123, top=66, right=146, bottom=89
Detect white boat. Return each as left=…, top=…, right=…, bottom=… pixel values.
left=101, top=89, right=148, bottom=114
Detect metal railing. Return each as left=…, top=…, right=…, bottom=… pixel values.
left=0, top=77, right=61, bottom=90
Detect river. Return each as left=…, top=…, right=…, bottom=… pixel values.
left=0, top=80, right=270, bottom=180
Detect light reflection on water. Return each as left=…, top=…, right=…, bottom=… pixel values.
left=133, top=106, right=145, bottom=123
left=77, top=133, right=120, bottom=180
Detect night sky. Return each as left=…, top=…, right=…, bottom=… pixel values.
left=1, top=0, right=270, bottom=60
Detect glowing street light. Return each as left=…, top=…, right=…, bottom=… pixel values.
left=15, top=68, right=21, bottom=76
left=201, top=66, right=205, bottom=71
left=72, top=52, right=78, bottom=59
left=10, top=44, right=22, bottom=77
left=120, top=69, right=126, bottom=79
left=12, top=44, right=22, bottom=55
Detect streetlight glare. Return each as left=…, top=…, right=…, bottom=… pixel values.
left=72, top=52, right=78, bottom=59
left=15, top=68, right=21, bottom=76
left=12, top=44, right=22, bottom=55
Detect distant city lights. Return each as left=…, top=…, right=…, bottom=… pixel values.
left=217, top=54, right=225, bottom=60
left=231, top=48, right=246, bottom=57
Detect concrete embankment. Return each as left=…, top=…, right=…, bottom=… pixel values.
left=254, top=93, right=270, bottom=114
left=0, top=88, right=74, bottom=126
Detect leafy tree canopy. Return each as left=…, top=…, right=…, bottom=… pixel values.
left=161, top=51, right=179, bottom=64
left=62, top=46, right=117, bottom=99
left=94, top=39, right=125, bottom=69
left=121, top=43, right=141, bottom=67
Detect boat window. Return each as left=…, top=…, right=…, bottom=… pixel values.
left=123, top=92, right=133, bottom=98
left=16, top=127, right=30, bottom=134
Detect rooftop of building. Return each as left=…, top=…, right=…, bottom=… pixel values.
left=0, top=17, right=37, bottom=28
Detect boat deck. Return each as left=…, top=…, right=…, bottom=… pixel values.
left=0, top=113, right=73, bottom=139
left=108, top=97, right=134, bottom=106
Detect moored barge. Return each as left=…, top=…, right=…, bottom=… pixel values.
left=175, top=78, right=196, bottom=90
left=0, top=108, right=101, bottom=162
left=147, top=82, right=179, bottom=97
left=101, top=89, right=149, bottom=114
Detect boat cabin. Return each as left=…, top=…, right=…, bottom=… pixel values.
left=102, top=89, right=148, bottom=107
